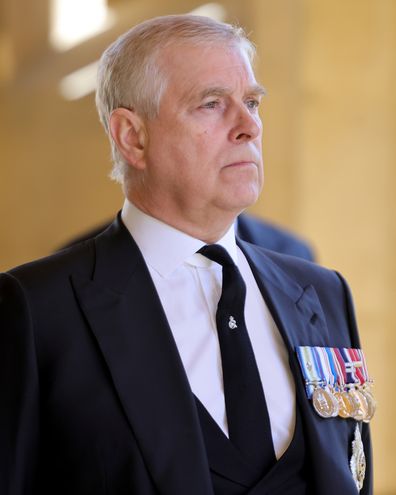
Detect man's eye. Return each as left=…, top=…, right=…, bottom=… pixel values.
left=246, top=99, right=260, bottom=110
left=201, top=100, right=219, bottom=109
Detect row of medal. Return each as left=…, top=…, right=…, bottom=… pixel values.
left=296, top=346, right=376, bottom=422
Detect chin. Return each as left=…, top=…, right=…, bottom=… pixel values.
left=235, top=183, right=261, bottom=208
left=221, top=193, right=260, bottom=214
left=216, top=176, right=262, bottom=212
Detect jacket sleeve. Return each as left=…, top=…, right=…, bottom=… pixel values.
left=0, top=273, right=40, bottom=494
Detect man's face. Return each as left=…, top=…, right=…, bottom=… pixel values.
left=134, top=42, right=264, bottom=230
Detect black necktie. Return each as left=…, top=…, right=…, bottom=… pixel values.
left=198, top=244, right=276, bottom=472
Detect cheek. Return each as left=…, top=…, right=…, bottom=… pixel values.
left=176, top=129, right=214, bottom=165
left=152, top=118, right=222, bottom=179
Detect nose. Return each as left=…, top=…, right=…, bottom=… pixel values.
left=229, top=105, right=262, bottom=143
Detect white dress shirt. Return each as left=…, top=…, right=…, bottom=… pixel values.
left=121, top=200, right=296, bottom=459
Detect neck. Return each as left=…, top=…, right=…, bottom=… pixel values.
left=125, top=196, right=239, bottom=244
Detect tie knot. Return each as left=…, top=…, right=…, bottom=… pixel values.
left=198, top=244, right=235, bottom=267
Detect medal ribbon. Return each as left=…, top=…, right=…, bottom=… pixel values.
left=349, top=348, right=365, bottom=385
left=356, top=348, right=371, bottom=384
left=315, top=347, right=334, bottom=389
left=330, top=348, right=345, bottom=390
left=296, top=346, right=325, bottom=398
left=324, top=347, right=338, bottom=389
left=311, top=347, right=326, bottom=385
left=333, top=348, right=348, bottom=386
left=342, top=348, right=362, bottom=386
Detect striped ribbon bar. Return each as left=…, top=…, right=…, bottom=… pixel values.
left=296, top=346, right=372, bottom=398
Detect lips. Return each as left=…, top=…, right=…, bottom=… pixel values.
left=224, top=161, right=257, bottom=168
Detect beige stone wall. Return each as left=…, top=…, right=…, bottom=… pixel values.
left=1, top=0, right=395, bottom=492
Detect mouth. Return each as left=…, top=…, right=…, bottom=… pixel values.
left=224, top=161, right=257, bottom=169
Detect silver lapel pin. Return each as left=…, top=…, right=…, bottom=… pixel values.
left=228, top=316, right=237, bottom=329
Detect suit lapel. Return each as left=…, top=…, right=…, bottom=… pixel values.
left=238, top=239, right=330, bottom=351
left=72, top=216, right=214, bottom=495
left=238, top=240, right=359, bottom=494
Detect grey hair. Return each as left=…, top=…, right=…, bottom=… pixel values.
left=96, top=14, right=256, bottom=184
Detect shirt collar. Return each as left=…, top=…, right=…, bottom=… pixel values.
left=121, top=199, right=238, bottom=277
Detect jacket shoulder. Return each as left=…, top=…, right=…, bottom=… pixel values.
left=237, top=214, right=315, bottom=261
left=245, top=241, right=336, bottom=286
left=4, top=240, right=95, bottom=292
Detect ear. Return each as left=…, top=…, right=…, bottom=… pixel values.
left=109, top=108, right=147, bottom=170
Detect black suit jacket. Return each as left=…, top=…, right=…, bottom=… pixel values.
left=0, top=215, right=371, bottom=494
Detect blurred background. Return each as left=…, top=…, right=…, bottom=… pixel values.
left=0, top=0, right=395, bottom=492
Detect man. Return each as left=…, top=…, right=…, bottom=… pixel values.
left=0, top=15, right=372, bottom=494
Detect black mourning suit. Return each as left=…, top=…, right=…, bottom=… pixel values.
left=0, top=214, right=371, bottom=494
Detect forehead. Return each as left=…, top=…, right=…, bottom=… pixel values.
left=159, top=42, right=260, bottom=100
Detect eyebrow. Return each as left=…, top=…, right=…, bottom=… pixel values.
left=201, top=84, right=266, bottom=99
left=185, top=84, right=267, bottom=106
